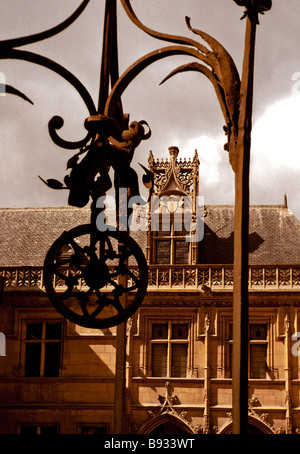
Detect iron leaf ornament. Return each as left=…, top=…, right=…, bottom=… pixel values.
left=0, top=0, right=96, bottom=151
left=120, top=0, right=270, bottom=172
left=233, top=0, right=272, bottom=11
left=0, top=84, right=33, bottom=105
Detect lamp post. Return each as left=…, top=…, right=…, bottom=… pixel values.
left=232, top=10, right=257, bottom=435
left=119, top=0, right=272, bottom=434
left=230, top=1, right=271, bottom=434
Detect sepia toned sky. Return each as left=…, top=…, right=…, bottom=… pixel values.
left=0, top=0, right=299, bottom=219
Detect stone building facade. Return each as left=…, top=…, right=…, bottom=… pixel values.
left=0, top=147, right=300, bottom=434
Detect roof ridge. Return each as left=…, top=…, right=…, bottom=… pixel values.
left=0, top=206, right=90, bottom=211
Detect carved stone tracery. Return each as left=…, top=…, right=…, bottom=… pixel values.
left=148, top=147, right=199, bottom=197
left=140, top=381, right=198, bottom=434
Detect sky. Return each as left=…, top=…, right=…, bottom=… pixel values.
left=0, top=0, right=299, bottom=220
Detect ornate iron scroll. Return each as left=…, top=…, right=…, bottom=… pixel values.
left=1, top=0, right=272, bottom=379
left=0, top=1, right=153, bottom=328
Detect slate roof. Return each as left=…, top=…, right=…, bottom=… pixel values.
left=201, top=204, right=300, bottom=265
left=0, top=207, right=90, bottom=267
left=0, top=204, right=299, bottom=266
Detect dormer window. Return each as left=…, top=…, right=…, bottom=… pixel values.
left=147, top=147, right=200, bottom=265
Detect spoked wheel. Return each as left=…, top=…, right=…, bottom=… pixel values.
left=43, top=224, right=148, bottom=328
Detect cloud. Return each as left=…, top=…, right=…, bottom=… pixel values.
left=250, top=95, right=300, bottom=217
left=166, top=95, right=300, bottom=219
left=179, top=135, right=225, bottom=185
left=252, top=95, right=300, bottom=170
left=174, top=134, right=235, bottom=206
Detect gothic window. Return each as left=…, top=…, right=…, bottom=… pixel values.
left=151, top=322, right=189, bottom=377
left=24, top=322, right=62, bottom=377
left=152, top=215, right=190, bottom=265
left=19, top=425, right=58, bottom=434
left=80, top=425, right=108, bottom=434
left=227, top=324, right=233, bottom=378
left=227, top=323, right=268, bottom=379
left=249, top=324, right=268, bottom=379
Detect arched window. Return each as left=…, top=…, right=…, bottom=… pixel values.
left=139, top=413, right=194, bottom=435
left=218, top=416, right=275, bottom=434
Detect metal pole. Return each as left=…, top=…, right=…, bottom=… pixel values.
left=113, top=180, right=128, bottom=434
left=114, top=317, right=127, bottom=433
left=232, top=13, right=257, bottom=434
left=97, top=0, right=127, bottom=434
left=98, top=0, right=117, bottom=113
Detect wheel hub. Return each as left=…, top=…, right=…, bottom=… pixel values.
left=83, top=260, right=110, bottom=289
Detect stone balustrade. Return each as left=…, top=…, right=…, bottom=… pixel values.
left=1, top=265, right=300, bottom=291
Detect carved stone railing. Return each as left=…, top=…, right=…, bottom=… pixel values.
left=0, top=267, right=44, bottom=289
left=147, top=265, right=300, bottom=290
left=1, top=265, right=300, bottom=291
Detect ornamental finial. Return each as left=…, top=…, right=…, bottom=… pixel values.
left=233, top=0, right=272, bottom=22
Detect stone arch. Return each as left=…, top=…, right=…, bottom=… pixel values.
left=138, top=412, right=195, bottom=435
left=218, top=415, right=275, bottom=434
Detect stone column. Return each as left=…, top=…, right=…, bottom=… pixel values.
left=284, top=314, right=293, bottom=434
left=203, top=313, right=211, bottom=434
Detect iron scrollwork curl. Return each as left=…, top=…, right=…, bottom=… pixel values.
left=1, top=0, right=271, bottom=332
left=0, top=0, right=95, bottom=150
left=0, top=0, right=156, bottom=328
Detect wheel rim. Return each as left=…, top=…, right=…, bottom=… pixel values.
left=43, top=224, right=148, bottom=328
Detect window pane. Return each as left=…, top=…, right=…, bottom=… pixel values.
left=229, top=343, right=233, bottom=378
left=250, top=324, right=267, bottom=340
left=26, top=323, right=42, bottom=340
left=20, top=426, right=38, bottom=435
left=40, top=426, right=58, bottom=435
left=156, top=230, right=171, bottom=236
left=25, top=343, right=41, bottom=377
left=151, top=219, right=169, bottom=234
left=174, top=222, right=189, bottom=236
left=171, top=344, right=187, bottom=377
left=44, top=343, right=61, bottom=377
left=152, top=324, right=168, bottom=339
left=160, top=224, right=171, bottom=233
left=174, top=241, right=189, bottom=264
left=152, top=344, right=167, bottom=377
left=156, top=241, right=170, bottom=264
left=171, top=324, right=188, bottom=339
left=45, top=323, right=61, bottom=340
left=81, top=426, right=107, bottom=434
left=250, top=344, right=267, bottom=379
